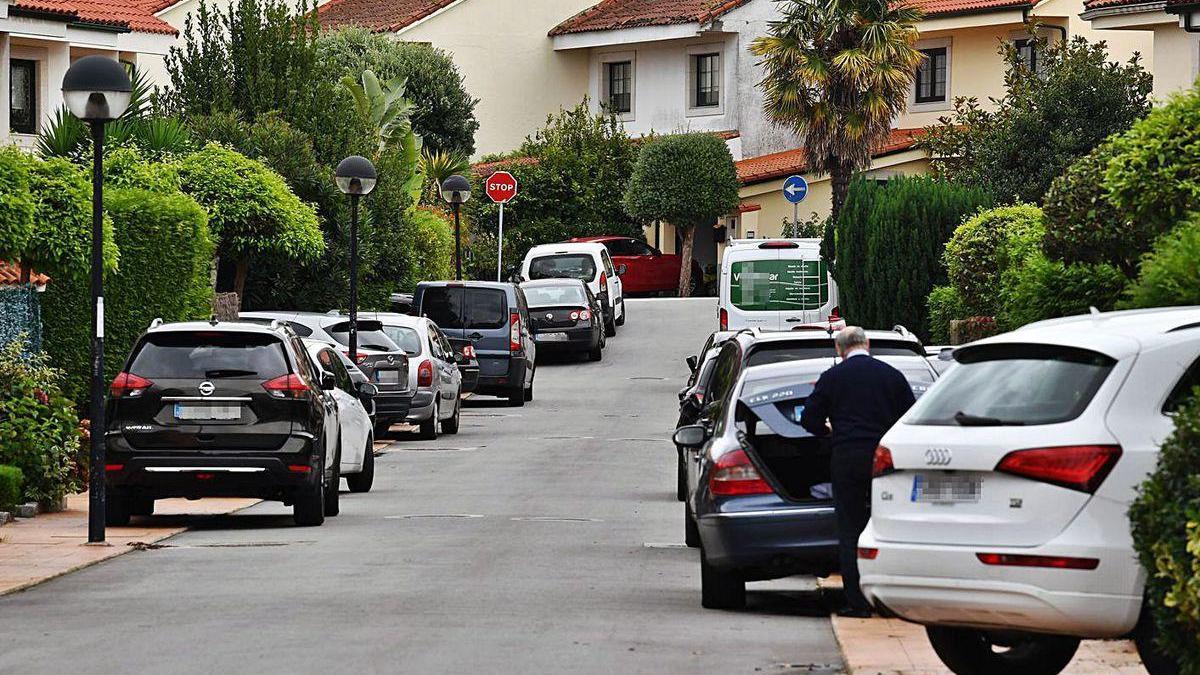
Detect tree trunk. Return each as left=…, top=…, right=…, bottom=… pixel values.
left=677, top=224, right=698, bottom=298
left=829, top=157, right=852, bottom=222
left=232, top=259, right=249, bottom=311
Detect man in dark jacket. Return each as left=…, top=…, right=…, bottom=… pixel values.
left=800, top=326, right=915, bottom=617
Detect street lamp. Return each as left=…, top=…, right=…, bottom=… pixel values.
left=334, top=155, right=377, bottom=361
left=62, top=55, right=131, bottom=545
left=440, top=175, right=471, bottom=280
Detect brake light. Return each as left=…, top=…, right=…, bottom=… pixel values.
left=709, top=449, right=774, bottom=496
left=872, top=446, right=895, bottom=478
left=830, top=306, right=841, bottom=320
left=995, top=445, right=1121, bottom=493
left=569, top=308, right=591, bottom=322
left=857, top=547, right=879, bottom=560
left=509, top=312, right=521, bottom=352
left=600, top=271, right=608, bottom=296
left=105, top=464, right=124, bottom=472
left=758, top=241, right=800, bottom=249
left=976, top=553, right=1099, bottom=570
left=719, top=307, right=728, bottom=330
left=110, top=372, right=153, bottom=398
left=262, top=373, right=309, bottom=399
left=287, top=464, right=312, bottom=473
left=341, top=350, right=368, bottom=365
left=417, top=359, right=434, bottom=387
left=462, top=345, right=476, bottom=359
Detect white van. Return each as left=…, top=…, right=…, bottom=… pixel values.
left=718, top=239, right=840, bottom=331
left=519, top=242, right=625, bottom=336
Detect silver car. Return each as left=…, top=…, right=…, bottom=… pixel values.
left=369, top=312, right=463, bottom=440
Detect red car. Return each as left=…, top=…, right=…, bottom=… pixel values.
left=569, top=236, right=702, bottom=296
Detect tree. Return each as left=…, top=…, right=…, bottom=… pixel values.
left=624, top=133, right=740, bottom=296
left=751, top=0, right=923, bottom=219
left=923, top=33, right=1151, bottom=204
left=341, top=70, right=417, bottom=154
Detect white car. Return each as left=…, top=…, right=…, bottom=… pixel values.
left=717, top=238, right=841, bottom=331
left=369, top=313, right=463, bottom=440
left=859, top=307, right=1200, bottom=674
left=519, top=242, right=625, bottom=337
left=303, top=340, right=376, bottom=493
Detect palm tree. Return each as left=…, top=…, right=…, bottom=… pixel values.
left=751, top=0, right=923, bottom=219
left=341, top=69, right=418, bottom=155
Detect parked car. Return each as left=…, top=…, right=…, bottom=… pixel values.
left=674, top=353, right=936, bottom=609
left=675, top=330, right=737, bottom=500
left=105, top=320, right=340, bottom=527
left=302, top=340, right=377, bottom=492
left=447, top=337, right=480, bottom=393
left=521, top=278, right=605, bottom=361
left=718, top=239, right=842, bottom=331
left=369, top=312, right=464, bottom=439
left=924, top=345, right=956, bottom=375
left=859, top=307, right=1200, bottom=674
left=569, top=235, right=702, bottom=296
left=412, top=281, right=537, bottom=407
left=240, top=312, right=411, bottom=438
left=519, top=242, right=625, bottom=337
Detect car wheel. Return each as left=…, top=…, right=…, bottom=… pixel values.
left=346, top=436, right=374, bottom=493
left=524, top=380, right=534, bottom=402
left=685, top=502, right=700, bottom=548
left=676, top=447, right=687, bottom=501
left=1134, top=599, right=1181, bottom=675
left=419, top=400, right=439, bottom=440
left=615, top=300, right=626, bottom=326
left=442, top=399, right=461, bottom=435
left=293, top=460, right=326, bottom=527
left=324, top=444, right=340, bottom=517
left=588, top=341, right=603, bottom=361
left=373, top=420, right=392, bottom=440
left=507, top=387, right=525, bottom=407
left=925, top=626, right=1080, bottom=675
left=604, top=310, right=617, bottom=337
left=130, top=496, right=155, bottom=517
left=105, top=493, right=132, bottom=527
left=700, top=547, right=745, bottom=609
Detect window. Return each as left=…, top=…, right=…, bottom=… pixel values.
left=603, top=238, right=653, bottom=257
left=128, top=332, right=290, bottom=380
left=605, top=61, right=632, bottom=114
left=693, top=52, right=720, bottom=108
left=10, top=60, right=36, bottom=135
left=529, top=254, right=597, bottom=282
left=915, top=47, right=948, bottom=104
left=381, top=325, right=422, bottom=356
left=523, top=284, right=588, bottom=307
left=1015, top=38, right=1038, bottom=72
left=1163, top=356, right=1200, bottom=414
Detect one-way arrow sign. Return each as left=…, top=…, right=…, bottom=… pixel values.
left=783, top=175, right=808, bottom=204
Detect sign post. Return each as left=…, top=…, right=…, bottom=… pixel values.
left=485, top=171, right=518, bottom=281
left=783, top=174, right=809, bottom=235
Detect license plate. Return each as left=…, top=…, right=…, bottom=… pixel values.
left=375, top=369, right=400, bottom=384
left=536, top=332, right=568, bottom=342
left=911, top=473, right=981, bottom=504
left=173, top=403, right=241, bottom=420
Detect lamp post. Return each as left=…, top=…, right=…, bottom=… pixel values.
left=440, top=175, right=471, bottom=280
left=334, top=156, right=378, bottom=360
left=62, top=56, right=132, bottom=545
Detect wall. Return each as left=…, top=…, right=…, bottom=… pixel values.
left=1150, top=24, right=1200, bottom=98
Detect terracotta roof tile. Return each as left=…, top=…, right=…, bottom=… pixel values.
left=550, top=0, right=751, bottom=36
left=317, top=0, right=457, bottom=32
left=11, top=0, right=177, bottom=34
left=0, top=262, right=50, bottom=288
left=902, top=0, right=1033, bottom=15
left=1083, top=0, right=1181, bottom=10
left=736, top=128, right=923, bottom=185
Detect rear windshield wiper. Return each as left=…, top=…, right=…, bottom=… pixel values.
left=361, top=344, right=393, bottom=351
left=953, top=411, right=1025, bottom=427
left=204, top=369, right=258, bottom=378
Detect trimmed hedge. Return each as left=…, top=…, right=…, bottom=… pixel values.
left=22, top=156, right=117, bottom=279
left=1122, top=214, right=1200, bottom=309
left=944, top=204, right=1044, bottom=317
left=927, top=285, right=965, bottom=345
left=0, top=465, right=23, bottom=510
left=0, top=146, right=34, bottom=262
left=996, top=253, right=1126, bottom=330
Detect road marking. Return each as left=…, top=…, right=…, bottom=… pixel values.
left=510, top=516, right=603, bottom=523
left=385, top=514, right=485, bottom=520
left=642, top=542, right=689, bottom=549
left=389, top=446, right=484, bottom=452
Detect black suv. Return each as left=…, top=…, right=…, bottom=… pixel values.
left=105, top=320, right=341, bottom=527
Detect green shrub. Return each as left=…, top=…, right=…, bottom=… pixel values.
left=23, top=156, right=117, bottom=279
left=927, top=285, right=965, bottom=344
left=0, top=338, right=82, bottom=503
left=944, top=204, right=1044, bottom=316
left=104, top=147, right=181, bottom=193
left=406, top=207, right=454, bottom=284
left=0, top=146, right=34, bottom=261
left=1122, top=214, right=1200, bottom=309
left=834, top=176, right=991, bottom=339
left=1130, top=393, right=1200, bottom=672
left=997, top=253, right=1126, bottom=330
left=0, top=465, right=23, bottom=510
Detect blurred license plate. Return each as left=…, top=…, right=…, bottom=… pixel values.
left=374, top=369, right=400, bottom=384
left=536, top=332, right=568, bottom=342
left=912, top=474, right=981, bottom=504
left=174, top=403, right=240, bottom=420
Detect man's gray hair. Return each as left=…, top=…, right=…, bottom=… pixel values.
left=835, top=326, right=869, bottom=353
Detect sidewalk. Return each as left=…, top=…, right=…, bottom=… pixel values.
left=0, top=493, right=257, bottom=597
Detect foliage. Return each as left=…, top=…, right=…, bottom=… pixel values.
left=420, top=149, right=470, bottom=205
left=996, top=253, right=1126, bottom=330
left=406, top=207, right=455, bottom=285
left=944, top=204, right=1044, bottom=317
left=1130, top=394, right=1200, bottom=672
left=927, top=285, right=965, bottom=344
left=782, top=211, right=828, bottom=239
left=950, top=315, right=1000, bottom=344
left=624, top=133, right=740, bottom=229
left=0, top=147, right=34, bottom=261
left=104, top=147, right=181, bottom=193
left=751, top=0, right=923, bottom=216
left=1122, top=215, right=1200, bottom=309
left=35, top=106, right=87, bottom=158
left=0, top=337, right=82, bottom=503
left=1040, top=141, right=1140, bottom=273
left=0, top=465, right=22, bottom=509
left=834, top=176, right=991, bottom=340
left=316, top=27, right=479, bottom=157
left=924, top=34, right=1152, bottom=205
left=22, top=156, right=117, bottom=279
left=341, top=70, right=418, bottom=155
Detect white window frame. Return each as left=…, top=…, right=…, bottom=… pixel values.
left=909, top=37, right=952, bottom=113
left=598, top=51, right=636, bottom=122
left=685, top=43, right=725, bottom=117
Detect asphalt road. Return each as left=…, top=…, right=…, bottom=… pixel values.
left=0, top=298, right=843, bottom=675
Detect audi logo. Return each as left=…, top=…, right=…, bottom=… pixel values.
left=198, top=381, right=215, bottom=397
left=925, top=448, right=953, bottom=466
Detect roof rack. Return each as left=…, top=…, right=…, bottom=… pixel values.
left=148, top=317, right=164, bottom=330
left=892, top=324, right=911, bottom=338
left=269, top=319, right=282, bottom=331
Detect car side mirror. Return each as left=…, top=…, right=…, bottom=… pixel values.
left=357, top=381, right=378, bottom=399
left=673, top=424, right=710, bottom=448
left=320, top=371, right=336, bottom=391
left=617, top=264, right=628, bottom=276
left=938, top=347, right=954, bottom=361
left=685, top=355, right=699, bottom=372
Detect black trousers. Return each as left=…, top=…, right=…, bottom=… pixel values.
left=831, top=446, right=874, bottom=610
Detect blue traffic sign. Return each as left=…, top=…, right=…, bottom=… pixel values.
left=783, top=175, right=808, bottom=204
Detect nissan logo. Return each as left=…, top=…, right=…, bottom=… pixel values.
left=925, top=448, right=952, bottom=466
left=198, top=381, right=215, bottom=397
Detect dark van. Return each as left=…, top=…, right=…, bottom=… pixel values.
left=413, top=281, right=536, bottom=407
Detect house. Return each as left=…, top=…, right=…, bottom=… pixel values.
left=0, top=0, right=176, bottom=148
left=1082, top=0, right=1199, bottom=97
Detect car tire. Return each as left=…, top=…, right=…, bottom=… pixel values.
left=374, top=420, right=392, bottom=440
left=508, top=387, right=525, bottom=407
left=676, top=447, right=687, bottom=501
left=615, top=300, right=626, bottom=326
left=419, top=400, right=440, bottom=440
left=293, top=466, right=325, bottom=527
left=588, top=342, right=603, bottom=361
left=685, top=502, right=700, bottom=548
left=105, top=493, right=132, bottom=527
left=700, top=547, right=745, bottom=610
left=1134, top=599, right=1181, bottom=675
left=604, top=309, right=617, bottom=337
left=324, top=445, right=340, bottom=517
left=524, top=380, right=534, bottom=402
left=130, top=496, right=155, bottom=517
left=442, top=399, right=461, bottom=435
left=346, top=437, right=374, bottom=493
left=925, top=626, right=1080, bottom=675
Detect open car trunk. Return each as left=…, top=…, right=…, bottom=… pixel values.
left=737, top=400, right=832, bottom=503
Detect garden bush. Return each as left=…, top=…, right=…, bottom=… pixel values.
left=1122, top=214, right=1200, bottom=309
left=0, top=338, right=82, bottom=503
left=944, top=204, right=1044, bottom=317
left=997, top=253, right=1126, bottom=330
left=1130, top=393, right=1200, bottom=672
left=926, top=285, right=965, bottom=345
left=0, top=146, right=34, bottom=261
left=406, top=207, right=455, bottom=285
left=0, top=465, right=23, bottom=510
left=22, top=156, right=117, bottom=279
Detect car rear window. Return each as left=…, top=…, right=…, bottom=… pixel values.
left=421, top=287, right=508, bottom=330
left=128, top=332, right=290, bottom=379
left=381, top=326, right=422, bottom=356
left=729, top=259, right=828, bottom=311
left=744, top=338, right=924, bottom=367
left=908, top=344, right=1116, bottom=426
left=528, top=254, right=597, bottom=282
left=326, top=327, right=400, bottom=352
left=524, top=285, right=587, bottom=307
left=465, top=288, right=507, bottom=329
left=421, top=287, right=464, bottom=329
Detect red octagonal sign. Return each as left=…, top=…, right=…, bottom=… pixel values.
left=485, top=171, right=518, bottom=204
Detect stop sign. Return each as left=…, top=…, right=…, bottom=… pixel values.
left=485, top=171, right=518, bottom=204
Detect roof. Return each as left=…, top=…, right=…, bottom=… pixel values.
left=0, top=262, right=49, bottom=288
left=147, top=320, right=282, bottom=334
left=735, top=128, right=923, bottom=185
left=900, top=0, right=1033, bottom=16
left=987, top=306, right=1200, bottom=357
left=10, top=0, right=177, bottom=34
left=521, top=277, right=590, bottom=288
left=1081, top=0, right=1179, bottom=12
left=316, top=0, right=457, bottom=33
left=526, top=242, right=608, bottom=255
left=550, top=0, right=752, bottom=36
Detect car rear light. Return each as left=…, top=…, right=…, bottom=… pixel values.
left=509, top=312, right=521, bottom=352
left=110, top=372, right=153, bottom=398
left=417, top=359, right=434, bottom=387
left=709, top=449, right=774, bottom=496
left=341, top=350, right=368, bottom=365
left=105, top=464, right=124, bottom=472
left=995, top=444, right=1122, bottom=493
left=719, top=307, right=728, bottom=330
left=287, top=464, right=312, bottom=473
left=830, top=306, right=841, bottom=320
left=579, top=309, right=591, bottom=321
left=758, top=240, right=799, bottom=249
left=976, top=553, right=1099, bottom=570
left=569, top=311, right=579, bottom=321
left=600, top=271, right=608, bottom=296
left=857, top=547, right=879, bottom=560
left=872, top=446, right=895, bottom=478
left=462, top=345, right=476, bottom=359
left=262, top=373, right=310, bottom=399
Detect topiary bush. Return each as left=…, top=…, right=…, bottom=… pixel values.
left=0, top=146, right=34, bottom=262
left=944, top=204, right=1044, bottom=316
left=0, top=465, right=23, bottom=510
left=1130, top=393, right=1200, bottom=672
left=927, top=285, right=965, bottom=345
left=1122, top=214, right=1200, bottom=309
left=406, top=207, right=454, bottom=285
left=22, top=156, right=117, bottom=279
left=997, top=253, right=1126, bottom=330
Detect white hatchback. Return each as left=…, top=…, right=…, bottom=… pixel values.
left=859, top=307, right=1199, bottom=674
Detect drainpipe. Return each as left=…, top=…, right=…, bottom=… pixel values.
left=1022, top=7, right=1068, bottom=43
